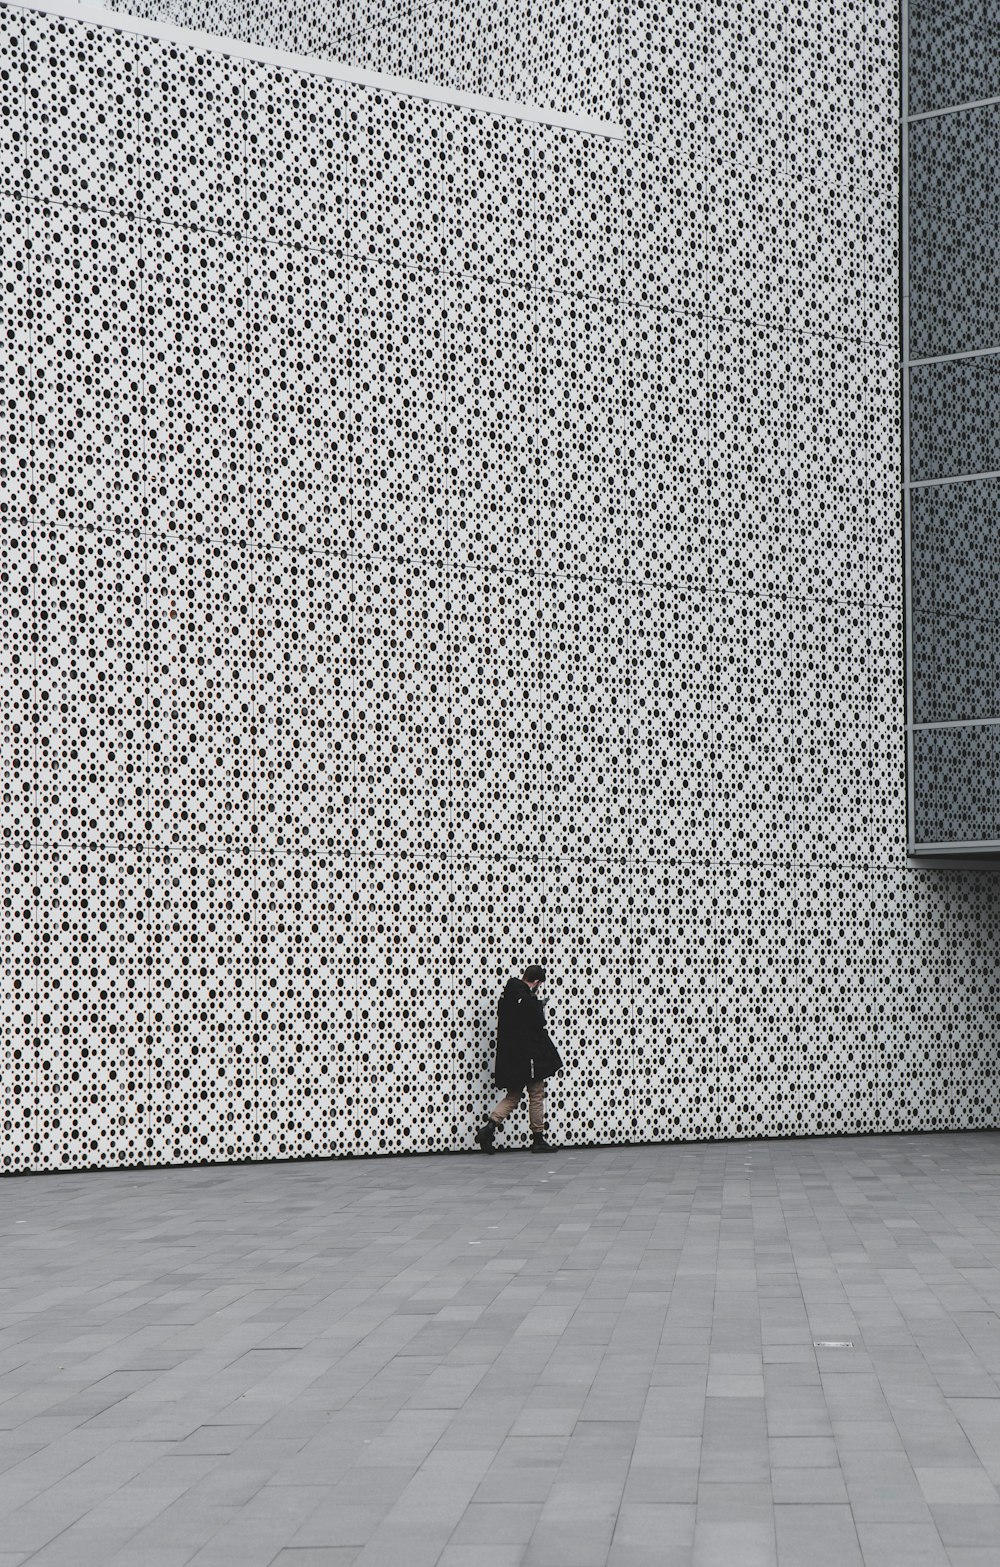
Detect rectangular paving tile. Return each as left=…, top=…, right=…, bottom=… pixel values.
left=774, top=1504, right=863, bottom=1567
left=522, top=1478, right=623, bottom=1566
left=448, top=1501, right=543, bottom=1545
left=623, top=1463, right=699, bottom=1504
left=929, top=1502, right=1000, bottom=1547
left=915, top=1466, right=999, bottom=1504
left=853, top=1520, right=950, bottom=1566
left=691, top=1518, right=775, bottom=1566
left=841, top=1450, right=930, bottom=1522
left=771, top=1468, right=849, bottom=1504
left=768, top=1437, right=838, bottom=1469
left=607, top=1502, right=696, bottom=1566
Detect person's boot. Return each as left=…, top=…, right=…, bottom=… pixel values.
left=531, top=1131, right=551, bottom=1152
left=476, top=1118, right=498, bottom=1154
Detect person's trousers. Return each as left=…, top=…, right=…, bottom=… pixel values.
left=490, top=1080, right=545, bottom=1133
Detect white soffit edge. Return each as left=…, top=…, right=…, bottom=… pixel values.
left=2, top=0, right=626, bottom=139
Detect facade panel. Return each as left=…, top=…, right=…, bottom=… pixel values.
left=8, top=0, right=988, bottom=1171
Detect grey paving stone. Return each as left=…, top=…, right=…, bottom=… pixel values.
left=631, top=1435, right=701, bottom=1467
left=929, top=1503, right=1000, bottom=1547
left=832, top=1421, right=905, bottom=1452
left=700, top=1399, right=768, bottom=1483
left=287, top=1502, right=397, bottom=1549
left=695, top=1483, right=773, bottom=1523
left=690, top=1518, right=775, bottom=1566
left=622, top=1463, right=699, bottom=1503
left=115, top=1500, right=239, bottom=1550
left=822, top=1375, right=893, bottom=1423
left=705, top=1375, right=765, bottom=1398
left=184, top=1506, right=324, bottom=1567
left=473, top=1464, right=559, bottom=1506
left=607, top=1502, right=696, bottom=1566
left=854, top=1520, right=950, bottom=1566
left=893, top=1422, right=982, bottom=1468
left=770, top=1467, right=849, bottom=1503
left=768, top=1437, right=839, bottom=1469
left=17, top=1527, right=138, bottom=1567
left=11, top=1135, right=1000, bottom=1565
left=763, top=1387, right=834, bottom=1438
left=448, top=1500, right=543, bottom=1544
left=915, top=1466, right=999, bottom=1504
left=0, top=1495, right=93, bottom=1554
left=437, top=1548, right=526, bottom=1567
left=774, top=1504, right=864, bottom=1566
left=506, top=1405, right=580, bottom=1437
left=841, top=1451, right=932, bottom=1522
left=104, top=1550, right=197, bottom=1567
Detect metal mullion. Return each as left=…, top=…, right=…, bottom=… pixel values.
left=910, top=345, right=1000, bottom=367
left=906, top=719, right=917, bottom=853
left=908, top=837, right=1000, bottom=855
left=901, top=0, right=909, bottom=123
left=907, top=468, right=1000, bottom=489
left=912, top=716, right=1000, bottom=731
left=909, top=94, right=1000, bottom=121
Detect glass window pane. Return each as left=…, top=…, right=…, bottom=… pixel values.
left=909, top=108, right=1000, bottom=358
left=910, top=480, right=1000, bottom=721
left=912, top=722, right=1000, bottom=843
left=909, top=356, right=1000, bottom=480
left=911, top=612, right=1000, bottom=721
left=909, top=1, right=1000, bottom=115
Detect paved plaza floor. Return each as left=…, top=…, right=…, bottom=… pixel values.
left=4, top=1132, right=1000, bottom=1566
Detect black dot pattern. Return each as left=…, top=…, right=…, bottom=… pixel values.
left=107, top=0, right=620, bottom=121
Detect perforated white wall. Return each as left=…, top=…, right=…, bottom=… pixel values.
left=4, top=0, right=995, bottom=1177
left=105, top=0, right=618, bottom=118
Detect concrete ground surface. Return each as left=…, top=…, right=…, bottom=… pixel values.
left=3, top=1134, right=1000, bottom=1567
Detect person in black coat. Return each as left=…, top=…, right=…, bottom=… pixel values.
left=476, top=964, right=563, bottom=1154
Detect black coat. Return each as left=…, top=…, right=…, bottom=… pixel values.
left=494, top=977, right=563, bottom=1091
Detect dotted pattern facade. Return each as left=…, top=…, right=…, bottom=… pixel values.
left=4, top=1, right=995, bottom=1177
left=106, top=0, right=619, bottom=119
